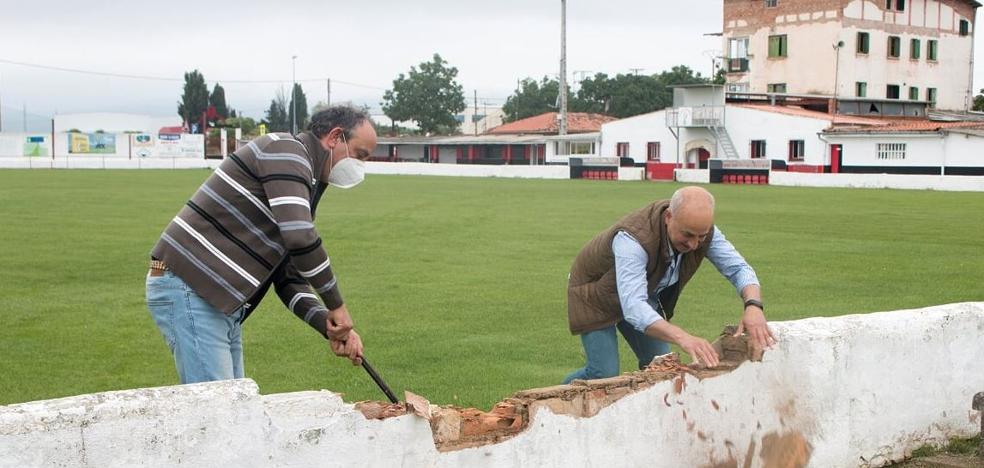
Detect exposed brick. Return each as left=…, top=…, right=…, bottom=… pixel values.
left=429, top=408, right=462, bottom=445
left=513, top=384, right=579, bottom=400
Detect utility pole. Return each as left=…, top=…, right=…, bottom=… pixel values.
left=326, top=78, right=331, bottom=106
left=629, top=68, right=644, bottom=76
left=559, top=0, right=568, bottom=153
left=473, top=90, right=478, bottom=136
left=291, top=55, right=298, bottom=134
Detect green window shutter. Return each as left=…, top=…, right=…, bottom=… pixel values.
left=910, top=39, right=920, bottom=59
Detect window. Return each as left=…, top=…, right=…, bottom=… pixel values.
left=886, top=85, right=901, bottom=99
left=571, top=142, right=594, bottom=155
left=927, top=40, right=938, bottom=61
left=908, top=87, right=919, bottom=100
left=768, top=35, right=788, bottom=58
left=765, top=0, right=778, bottom=6
left=959, top=20, right=969, bottom=36
left=727, top=82, right=750, bottom=93
left=647, top=142, right=661, bottom=161
left=885, top=0, right=904, bottom=11
left=887, top=36, right=901, bottom=58
left=728, top=38, right=750, bottom=72
left=856, top=82, right=867, bottom=97
left=926, top=88, right=937, bottom=104
left=857, top=32, right=870, bottom=54
left=750, top=140, right=767, bottom=159
left=767, top=83, right=787, bottom=93
left=788, top=140, right=805, bottom=161
left=877, top=143, right=906, bottom=160
left=616, top=142, right=630, bottom=157
left=910, top=39, right=920, bottom=59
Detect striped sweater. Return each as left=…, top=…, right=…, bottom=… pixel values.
left=151, top=131, right=341, bottom=337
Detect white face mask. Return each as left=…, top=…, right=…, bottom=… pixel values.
left=327, top=134, right=365, bottom=189
left=328, top=157, right=365, bottom=189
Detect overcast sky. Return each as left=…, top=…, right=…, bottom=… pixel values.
left=1, top=0, right=982, bottom=131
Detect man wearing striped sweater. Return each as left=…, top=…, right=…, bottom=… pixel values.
left=146, top=106, right=376, bottom=384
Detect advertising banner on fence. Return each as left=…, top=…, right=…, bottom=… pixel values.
left=24, top=136, right=48, bottom=157
left=156, top=134, right=204, bottom=158
left=132, top=134, right=154, bottom=158
left=69, top=133, right=116, bottom=154
left=0, top=135, right=50, bottom=157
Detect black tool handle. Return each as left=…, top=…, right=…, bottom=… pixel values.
left=361, top=358, right=399, bottom=404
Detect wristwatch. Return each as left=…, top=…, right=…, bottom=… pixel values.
left=743, top=299, right=764, bottom=311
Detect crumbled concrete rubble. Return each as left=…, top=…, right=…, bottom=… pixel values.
left=355, top=327, right=764, bottom=452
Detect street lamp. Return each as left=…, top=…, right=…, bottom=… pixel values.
left=291, top=55, right=298, bottom=135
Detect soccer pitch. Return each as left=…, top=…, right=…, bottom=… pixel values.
left=0, top=170, right=981, bottom=409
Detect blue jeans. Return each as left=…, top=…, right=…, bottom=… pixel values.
left=146, top=270, right=244, bottom=384
left=563, top=320, right=670, bottom=384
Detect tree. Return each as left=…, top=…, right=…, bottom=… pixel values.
left=287, top=83, right=309, bottom=133
left=177, top=70, right=209, bottom=130
left=712, top=68, right=727, bottom=85
left=382, top=53, right=466, bottom=134
left=502, top=77, right=561, bottom=122
left=264, top=87, right=289, bottom=133
left=209, top=84, right=229, bottom=121
left=575, top=73, right=668, bottom=118
left=973, top=89, right=984, bottom=112
left=222, top=117, right=258, bottom=137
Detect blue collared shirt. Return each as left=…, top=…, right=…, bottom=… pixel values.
left=612, top=227, right=759, bottom=332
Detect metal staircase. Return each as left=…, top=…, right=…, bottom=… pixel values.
left=709, top=126, right=740, bottom=159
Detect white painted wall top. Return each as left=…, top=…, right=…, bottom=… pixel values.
left=2, top=302, right=983, bottom=467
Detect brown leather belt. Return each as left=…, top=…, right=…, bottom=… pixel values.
left=149, top=259, right=169, bottom=277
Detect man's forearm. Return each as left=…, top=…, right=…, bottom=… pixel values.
left=644, top=319, right=688, bottom=345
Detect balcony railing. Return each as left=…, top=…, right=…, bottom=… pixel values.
left=726, top=57, right=749, bottom=73
left=666, top=106, right=725, bottom=128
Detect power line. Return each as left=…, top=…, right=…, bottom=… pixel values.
left=0, top=58, right=387, bottom=89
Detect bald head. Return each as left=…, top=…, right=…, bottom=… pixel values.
left=664, top=186, right=715, bottom=253
left=669, top=186, right=715, bottom=217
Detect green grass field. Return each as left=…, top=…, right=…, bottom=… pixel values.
left=1, top=170, right=982, bottom=409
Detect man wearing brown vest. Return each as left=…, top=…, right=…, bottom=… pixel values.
left=564, top=186, right=775, bottom=383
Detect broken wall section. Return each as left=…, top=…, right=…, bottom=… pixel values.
left=1, top=302, right=982, bottom=468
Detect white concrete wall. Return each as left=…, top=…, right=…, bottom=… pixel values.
left=726, top=107, right=831, bottom=165
left=366, top=161, right=570, bottom=179
left=2, top=303, right=982, bottom=467
left=674, top=168, right=711, bottom=183
left=599, top=111, right=675, bottom=164
left=830, top=133, right=945, bottom=169
left=943, top=131, right=984, bottom=166
left=770, top=170, right=984, bottom=191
